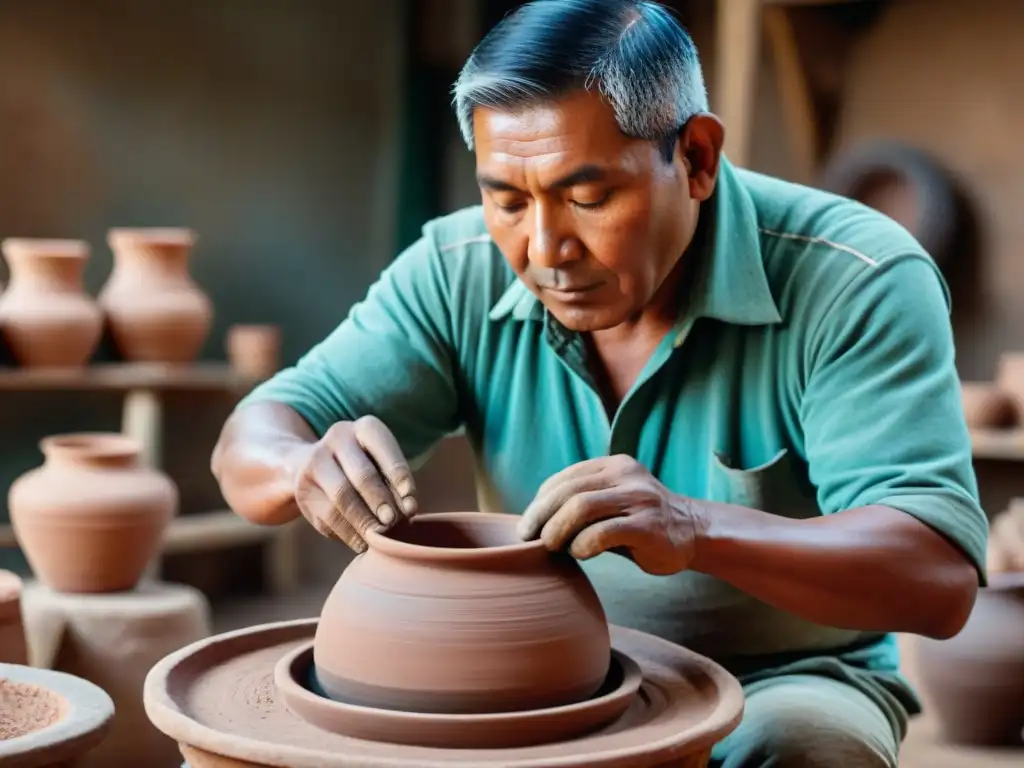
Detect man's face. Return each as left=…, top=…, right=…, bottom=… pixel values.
left=473, top=91, right=716, bottom=332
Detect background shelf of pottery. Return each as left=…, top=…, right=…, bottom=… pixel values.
left=0, top=362, right=301, bottom=594
left=0, top=233, right=297, bottom=596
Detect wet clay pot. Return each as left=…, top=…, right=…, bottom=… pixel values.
left=0, top=239, right=102, bottom=368
left=9, top=433, right=178, bottom=593
left=914, top=571, right=1024, bottom=746
left=98, top=228, right=212, bottom=364
left=0, top=662, right=114, bottom=766
left=0, top=570, right=28, bottom=665
left=314, top=512, right=612, bottom=715
left=960, top=382, right=1017, bottom=429
left=226, top=324, right=280, bottom=380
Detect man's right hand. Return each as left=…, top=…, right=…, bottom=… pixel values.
left=291, top=415, right=418, bottom=553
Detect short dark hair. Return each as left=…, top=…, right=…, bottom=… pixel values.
left=453, top=0, right=708, bottom=159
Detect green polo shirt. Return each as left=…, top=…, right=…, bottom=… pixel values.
left=240, top=158, right=987, bottom=685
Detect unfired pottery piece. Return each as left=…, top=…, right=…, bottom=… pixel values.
left=0, top=239, right=102, bottom=368
left=315, top=512, right=611, bottom=714
left=960, top=382, right=1016, bottom=429
left=9, top=433, right=178, bottom=593
left=143, top=619, right=744, bottom=768
left=226, top=324, right=280, bottom=380
left=99, top=228, right=212, bottom=364
left=0, top=662, right=114, bottom=766
left=278, top=642, right=642, bottom=748
left=914, top=571, right=1024, bottom=746
left=0, top=571, right=27, bottom=665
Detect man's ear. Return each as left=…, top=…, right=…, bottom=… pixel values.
left=678, top=113, right=725, bottom=201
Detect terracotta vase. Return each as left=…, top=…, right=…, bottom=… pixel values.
left=0, top=238, right=102, bottom=368
left=0, top=570, right=27, bottom=665
left=960, top=381, right=1017, bottom=429
left=9, top=433, right=178, bottom=593
left=914, top=571, right=1024, bottom=746
left=314, top=512, right=612, bottom=715
left=98, top=228, right=212, bottom=364
left=226, top=324, right=280, bottom=380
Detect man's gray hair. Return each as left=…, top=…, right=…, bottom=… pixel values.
left=452, top=0, right=709, bottom=155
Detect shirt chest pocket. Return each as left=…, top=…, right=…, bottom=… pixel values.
left=709, top=449, right=820, bottom=519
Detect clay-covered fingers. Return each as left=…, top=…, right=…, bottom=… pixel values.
left=529, top=486, right=632, bottom=552
left=294, top=451, right=375, bottom=553
left=353, top=415, right=418, bottom=518
left=518, top=468, right=616, bottom=542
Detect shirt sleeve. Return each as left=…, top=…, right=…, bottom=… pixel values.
left=800, top=253, right=988, bottom=584
left=236, top=234, right=462, bottom=463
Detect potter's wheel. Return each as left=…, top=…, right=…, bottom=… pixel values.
left=144, top=618, right=744, bottom=768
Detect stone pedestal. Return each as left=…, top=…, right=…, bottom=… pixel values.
left=21, top=580, right=212, bottom=768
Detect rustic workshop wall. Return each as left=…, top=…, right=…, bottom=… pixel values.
left=0, top=0, right=403, bottom=578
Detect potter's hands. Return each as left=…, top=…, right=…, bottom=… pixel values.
left=292, top=416, right=417, bottom=553
left=988, top=503, right=1024, bottom=573
left=517, top=455, right=704, bottom=576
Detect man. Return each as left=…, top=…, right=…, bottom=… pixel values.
left=211, top=1, right=987, bottom=765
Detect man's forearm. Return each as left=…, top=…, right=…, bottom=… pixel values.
left=687, top=500, right=979, bottom=639
left=211, top=402, right=316, bottom=525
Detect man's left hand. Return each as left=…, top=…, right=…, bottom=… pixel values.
left=517, top=455, right=703, bottom=576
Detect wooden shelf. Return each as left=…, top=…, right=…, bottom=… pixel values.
left=0, top=510, right=280, bottom=550
left=0, top=362, right=261, bottom=392
left=0, top=510, right=301, bottom=594
left=0, top=361, right=300, bottom=592
left=971, top=428, right=1024, bottom=461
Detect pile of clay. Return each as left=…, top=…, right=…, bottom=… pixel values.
left=145, top=513, right=745, bottom=768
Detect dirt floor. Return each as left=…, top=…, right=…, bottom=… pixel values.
left=213, top=589, right=1021, bottom=768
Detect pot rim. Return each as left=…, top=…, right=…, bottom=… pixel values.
left=364, top=512, right=547, bottom=563
left=39, top=432, right=141, bottom=461
left=1, top=238, right=89, bottom=259
left=107, top=227, right=197, bottom=248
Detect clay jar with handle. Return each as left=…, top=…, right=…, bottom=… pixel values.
left=913, top=571, right=1024, bottom=746
left=314, top=512, right=612, bottom=715
left=0, top=238, right=103, bottom=367
left=9, top=433, right=178, bottom=593
left=99, top=228, right=212, bottom=364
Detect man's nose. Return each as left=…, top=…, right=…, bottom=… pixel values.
left=527, top=206, right=578, bottom=268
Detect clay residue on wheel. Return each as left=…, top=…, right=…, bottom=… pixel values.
left=0, top=679, right=67, bottom=740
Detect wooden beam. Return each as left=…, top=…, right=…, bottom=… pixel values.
left=716, top=0, right=762, bottom=167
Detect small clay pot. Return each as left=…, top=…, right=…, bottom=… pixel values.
left=0, top=662, right=114, bottom=766
left=960, top=381, right=1017, bottom=429
left=0, top=570, right=27, bottom=665
left=9, top=433, right=178, bottom=593
left=0, top=238, right=102, bottom=368
left=98, top=228, right=212, bottom=364
left=314, top=512, right=612, bottom=715
left=226, top=324, right=280, bottom=380
left=914, top=571, right=1024, bottom=746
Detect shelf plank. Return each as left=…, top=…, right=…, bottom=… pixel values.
left=0, top=509, right=287, bottom=552
left=0, top=362, right=263, bottom=393
left=971, top=428, right=1024, bottom=461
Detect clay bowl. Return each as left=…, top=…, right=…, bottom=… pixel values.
left=143, top=618, right=745, bottom=768
left=314, top=512, right=612, bottom=715
left=277, top=641, right=642, bottom=748
left=0, top=663, right=114, bottom=766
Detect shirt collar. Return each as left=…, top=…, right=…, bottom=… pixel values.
left=488, top=156, right=781, bottom=327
